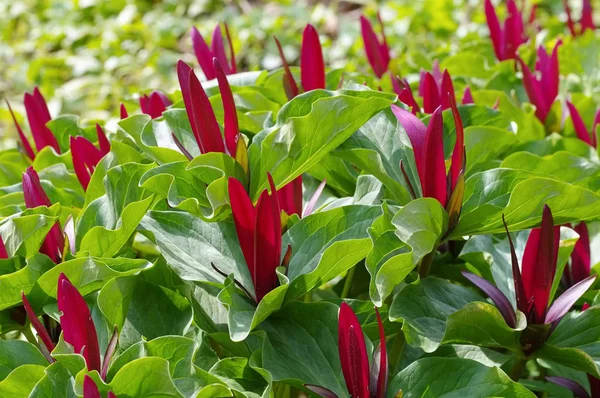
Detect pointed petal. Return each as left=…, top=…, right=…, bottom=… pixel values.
left=518, top=57, right=548, bottom=122
left=391, top=104, right=427, bottom=186
left=546, top=376, right=589, bottom=398
left=228, top=177, right=256, bottom=292
left=591, top=108, right=600, bottom=148
left=502, top=215, right=528, bottom=314
left=70, top=136, right=104, bottom=191
left=567, top=101, right=592, bottom=145
left=253, top=184, right=281, bottom=302
left=58, top=273, right=101, bottom=372
left=462, top=271, right=517, bottom=328
left=582, top=0, right=595, bottom=32
left=146, top=91, right=168, bottom=119
left=224, top=23, right=237, bottom=73
left=22, top=292, right=55, bottom=354
left=422, top=72, right=441, bottom=114
left=544, top=41, right=562, bottom=109
left=119, top=103, right=128, bottom=119
left=191, top=26, right=216, bottom=80
left=214, top=58, right=240, bottom=156
left=139, top=94, right=150, bottom=115
left=96, top=124, right=110, bottom=155
left=563, top=0, right=577, bottom=36
left=546, top=275, right=596, bottom=326
left=449, top=94, right=465, bottom=190
left=461, top=86, right=474, bottom=105
left=83, top=375, right=101, bottom=398
left=300, top=24, right=326, bottom=91
left=571, top=222, right=591, bottom=284
left=421, top=107, right=447, bottom=206
left=338, top=302, right=370, bottom=398
left=503, top=0, right=526, bottom=59
left=360, top=15, right=387, bottom=78
left=440, top=70, right=456, bottom=110
left=304, top=178, right=327, bottom=217
left=32, top=87, right=51, bottom=121
left=24, top=92, right=60, bottom=153
left=582, top=302, right=591, bottom=311
left=5, top=100, right=35, bottom=160
left=211, top=25, right=231, bottom=75
left=304, top=385, right=339, bottom=398
left=370, top=308, right=388, bottom=398
left=274, top=36, right=299, bottom=100
left=391, top=75, right=419, bottom=114
left=277, top=175, right=303, bottom=217
left=0, top=236, right=7, bottom=259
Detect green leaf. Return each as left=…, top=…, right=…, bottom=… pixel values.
left=0, top=340, right=48, bottom=381
left=0, top=204, right=61, bottom=257
left=0, top=365, right=46, bottom=397
left=387, top=357, right=536, bottom=397
left=29, top=361, right=79, bottom=398
left=109, top=357, right=184, bottom=398
left=0, top=254, right=54, bottom=311
left=248, top=87, right=396, bottom=198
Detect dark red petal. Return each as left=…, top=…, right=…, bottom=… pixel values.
left=591, top=108, right=600, bottom=148
left=108, top=392, right=117, bottom=398
left=24, top=92, right=60, bottom=154
left=546, top=376, right=589, bottom=398
left=581, top=0, right=595, bottom=32
left=518, top=57, right=548, bottom=122
left=146, top=91, right=168, bottom=119
left=277, top=175, right=303, bottom=217
left=484, top=0, right=504, bottom=60
left=461, top=86, right=474, bottom=105
left=139, top=94, right=150, bottom=115
left=176, top=61, right=201, bottom=151
left=440, top=70, right=456, bottom=111
left=563, top=0, right=577, bottom=36
left=300, top=24, right=326, bottom=91
left=546, top=275, right=596, bottom=326
left=274, top=36, right=299, bottom=100
left=0, top=236, right=7, bottom=259
left=253, top=186, right=281, bottom=302
left=228, top=177, right=256, bottom=294
left=588, top=374, right=600, bottom=398
left=391, top=104, right=427, bottom=187
left=96, top=124, right=110, bottom=155
left=5, top=100, right=35, bottom=160
left=582, top=302, right=591, bottom=311
left=421, top=107, right=447, bottom=206
left=214, top=58, right=240, bottom=157
left=462, top=271, right=517, bottom=328
left=83, top=375, right=101, bottom=398
left=22, top=292, right=55, bottom=354
left=544, top=41, right=562, bottom=110
left=338, top=302, right=370, bottom=398
left=70, top=136, right=104, bottom=191
left=571, top=222, right=591, bottom=284
left=360, top=15, right=387, bottom=78
left=448, top=94, right=465, bottom=190
left=186, top=67, right=225, bottom=153
left=370, top=308, right=388, bottom=398
left=191, top=26, right=216, bottom=80
left=391, top=75, right=420, bottom=114
left=32, top=87, right=51, bottom=121
left=502, top=215, right=528, bottom=314
left=211, top=25, right=231, bottom=75
left=119, top=103, right=128, bottom=119
left=422, top=73, right=441, bottom=114
left=503, top=0, right=526, bottom=59
left=224, top=23, right=237, bottom=73
left=58, top=273, right=101, bottom=372
left=567, top=101, right=592, bottom=145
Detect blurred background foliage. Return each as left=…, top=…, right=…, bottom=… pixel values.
left=0, top=0, right=597, bottom=136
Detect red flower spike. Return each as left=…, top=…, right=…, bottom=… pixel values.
left=485, top=0, right=528, bottom=61
left=214, top=58, right=240, bottom=156
left=581, top=0, right=595, bottom=32
left=391, top=75, right=419, bottom=114
left=440, top=70, right=456, bottom=110
left=224, top=23, right=237, bottom=74
left=571, top=222, right=591, bottom=284
left=448, top=94, right=465, bottom=190
left=274, top=36, right=299, bottom=100
left=521, top=205, right=560, bottom=322
left=370, top=308, right=388, bottom=398
left=229, top=178, right=256, bottom=275
left=567, top=101, right=596, bottom=147
left=421, top=107, right=447, bottom=206
left=503, top=214, right=529, bottom=315
left=96, top=124, right=110, bottom=155
left=21, top=292, right=56, bottom=355
left=338, top=303, right=370, bottom=398
left=422, top=73, right=441, bottom=114
left=484, top=0, right=504, bottom=60
left=57, top=273, right=101, bottom=372
left=24, top=89, right=60, bottom=154
left=70, top=136, right=105, bottom=190
left=191, top=26, right=217, bottom=80
left=564, top=0, right=578, bottom=36
left=119, top=103, right=129, bottom=119
left=277, top=176, right=303, bottom=217
left=300, top=24, right=326, bottom=92
left=211, top=25, right=232, bottom=75
left=0, top=236, right=7, bottom=259
left=140, top=91, right=170, bottom=119
left=462, top=86, right=474, bottom=105
left=83, top=375, right=101, bottom=398
left=360, top=14, right=390, bottom=78
left=22, top=167, right=64, bottom=263
left=5, top=100, right=36, bottom=160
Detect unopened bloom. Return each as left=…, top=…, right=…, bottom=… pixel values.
left=70, top=125, right=110, bottom=190
left=518, top=41, right=562, bottom=123
left=564, top=0, right=595, bottom=37
left=191, top=24, right=236, bottom=80
left=305, top=303, right=391, bottom=398
left=463, top=206, right=596, bottom=352
left=566, top=101, right=599, bottom=148
left=22, top=167, right=65, bottom=263
left=360, top=13, right=391, bottom=78
left=392, top=95, right=465, bottom=232
left=139, top=91, right=172, bottom=119
left=485, top=0, right=529, bottom=61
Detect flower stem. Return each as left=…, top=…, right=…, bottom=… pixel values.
left=508, top=357, right=527, bottom=381
left=418, top=250, right=436, bottom=278
left=341, top=266, right=356, bottom=298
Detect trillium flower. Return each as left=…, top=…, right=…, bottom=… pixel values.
left=84, top=375, right=117, bottom=398
left=139, top=90, right=172, bottom=119
left=22, top=274, right=118, bottom=379
left=228, top=174, right=284, bottom=303
left=22, top=167, right=65, bottom=263
left=566, top=101, right=599, bottom=148
left=360, top=13, right=390, bottom=78
left=177, top=58, right=247, bottom=167
left=390, top=76, right=420, bottom=115
left=274, top=24, right=326, bottom=100
left=305, top=303, right=391, bottom=398
left=564, top=0, right=595, bottom=37
left=463, top=205, right=596, bottom=351
left=564, top=222, right=592, bottom=287
left=191, top=23, right=236, bottom=80
left=70, top=124, right=110, bottom=190
left=517, top=41, right=562, bottom=123
left=392, top=94, right=466, bottom=232
left=6, top=88, right=58, bottom=159
left=119, top=103, right=129, bottom=119
left=484, top=0, right=529, bottom=61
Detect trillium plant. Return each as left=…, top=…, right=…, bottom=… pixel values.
left=2, top=1, right=600, bottom=397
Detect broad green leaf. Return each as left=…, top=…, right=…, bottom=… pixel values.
left=464, top=126, right=518, bottom=175
left=0, top=365, right=46, bottom=397
left=0, top=254, right=54, bottom=311
left=109, top=357, right=183, bottom=398
left=0, top=204, right=61, bottom=257
left=29, top=361, right=79, bottom=398
left=0, top=340, right=48, bottom=381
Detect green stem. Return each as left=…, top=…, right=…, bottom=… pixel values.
left=388, top=329, right=406, bottom=368
left=508, top=358, right=527, bottom=381
left=418, top=251, right=435, bottom=278
left=341, top=266, right=356, bottom=298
